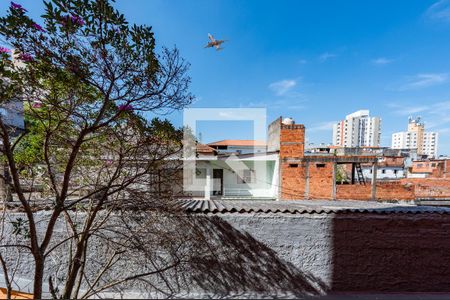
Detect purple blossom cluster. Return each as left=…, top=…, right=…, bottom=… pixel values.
left=32, top=101, right=42, bottom=108
left=18, top=53, right=33, bottom=62
left=60, top=14, right=85, bottom=26
left=118, top=104, right=133, bottom=111
left=10, top=2, right=27, bottom=12
left=0, top=47, right=10, bottom=54
left=71, top=15, right=85, bottom=26
left=32, top=23, right=45, bottom=32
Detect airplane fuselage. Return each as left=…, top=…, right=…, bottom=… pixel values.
left=205, top=34, right=225, bottom=50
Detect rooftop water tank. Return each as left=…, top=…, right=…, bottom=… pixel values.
left=282, top=117, right=295, bottom=125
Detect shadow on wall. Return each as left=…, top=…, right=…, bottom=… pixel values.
left=182, top=215, right=326, bottom=297
left=331, top=211, right=450, bottom=292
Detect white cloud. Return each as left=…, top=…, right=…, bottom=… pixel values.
left=397, top=73, right=448, bottom=91
left=387, top=103, right=429, bottom=116
left=319, top=52, right=337, bottom=62
left=308, top=121, right=337, bottom=132
left=388, top=100, right=450, bottom=127
left=372, top=57, right=393, bottom=65
left=268, top=79, right=297, bottom=96
left=242, top=98, right=306, bottom=111
left=427, top=0, right=450, bottom=22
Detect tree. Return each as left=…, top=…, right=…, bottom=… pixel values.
left=335, top=165, right=348, bottom=184
left=0, top=0, right=193, bottom=298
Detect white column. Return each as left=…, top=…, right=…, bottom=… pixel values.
left=371, top=162, right=378, bottom=201
left=204, top=167, right=212, bottom=200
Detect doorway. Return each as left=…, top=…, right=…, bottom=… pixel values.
left=213, top=169, right=223, bottom=196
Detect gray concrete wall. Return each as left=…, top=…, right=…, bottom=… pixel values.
left=2, top=210, right=450, bottom=298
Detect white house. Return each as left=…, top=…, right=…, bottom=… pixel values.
left=184, top=145, right=279, bottom=199
left=361, top=157, right=406, bottom=180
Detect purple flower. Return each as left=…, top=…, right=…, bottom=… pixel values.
left=10, top=2, right=27, bottom=12
left=18, top=53, right=33, bottom=62
left=118, top=104, right=133, bottom=111
left=60, top=14, right=85, bottom=27
left=32, top=23, right=45, bottom=32
left=32, top=101, right=42, bottom=108
left=0, top=47, right=10, bottom=54
left=70, top=15, right=85, bottom=26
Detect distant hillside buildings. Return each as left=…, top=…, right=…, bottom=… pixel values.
left=332, top=110, right=381, bottom=147
left=392, top=116, right=438, bottom=158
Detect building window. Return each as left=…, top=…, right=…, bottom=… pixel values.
left=394, top=170, right=398, bottom=175
left=238, top=169, right=254, bottom=184
left=289, top=164, right=299, bottom=168
left=316, top=163, right=326, bottom=168
left=381, top=169, right=386, bottom=174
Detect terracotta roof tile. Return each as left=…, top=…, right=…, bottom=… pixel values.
left=197, top=144, right=217, bottom=153
left=208, top=140, right=267, bottom=147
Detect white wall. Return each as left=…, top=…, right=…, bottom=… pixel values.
left=362, top=167, right=405, bottom=180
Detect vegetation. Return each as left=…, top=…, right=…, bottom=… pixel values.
left=0, top=0, right=193, bottom=298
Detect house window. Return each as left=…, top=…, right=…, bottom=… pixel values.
left=316, top=163, right=326, bottom=168
left=238, top=169, right=254, bottom=184
left=289, top=164, right=299, bottom=168
left=196, top=168, right=206, bottom=179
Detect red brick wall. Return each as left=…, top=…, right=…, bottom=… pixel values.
left=279, top=125, right=305, bottom=159
left=308, top=162, right=334, bottom=200
left=280, top=162, right=307, bottom=200
left=336, top=184, right=370, bottom=200
left=401, top=178, right=450, bottom=198
left=280, top=124, right=306, bottom=199
left=336, top=182, right=415, bottom=201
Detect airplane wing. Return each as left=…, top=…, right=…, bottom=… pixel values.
left=204, top=42, right=214, bottom=48
left=208, top=33, right=215, bottom=42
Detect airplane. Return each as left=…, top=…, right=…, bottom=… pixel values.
left=204, top=33, right=226, bottom=51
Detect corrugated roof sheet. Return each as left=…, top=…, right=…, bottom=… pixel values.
left=181, top=199, right=450, bottom=215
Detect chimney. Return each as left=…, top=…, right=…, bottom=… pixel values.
left=279, top=117, right=305, bottom=159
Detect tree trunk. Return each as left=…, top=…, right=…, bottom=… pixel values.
left=33, top=255, right=45, bottom=299
left=0, top=163, right=12, bottom=202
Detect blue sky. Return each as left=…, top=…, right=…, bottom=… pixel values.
left=3, top=0, right=450, bottom=155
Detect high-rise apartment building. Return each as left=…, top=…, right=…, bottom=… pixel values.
left=332, top=110, right=381, bottom=147
left=392, top=117, right=438, bottom=158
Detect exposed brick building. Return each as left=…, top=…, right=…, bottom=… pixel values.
left=409, top=159, right=450, bottom=179
left=270, top=117, right=417, bottom=201
left=186, top=116, right=450, bottom=202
